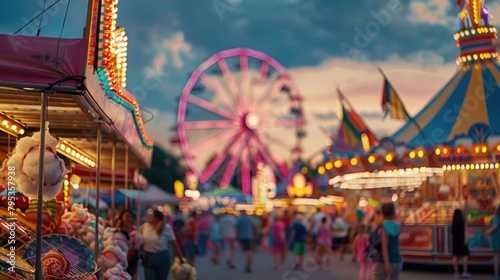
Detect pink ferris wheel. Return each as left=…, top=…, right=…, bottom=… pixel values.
left=177, top=48, right=305, bottom=195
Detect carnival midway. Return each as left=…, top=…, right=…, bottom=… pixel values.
left=1, top=0, right=500, bottom=280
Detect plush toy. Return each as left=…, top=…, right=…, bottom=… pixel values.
left=102, top=264, right=131, bottom=280
left=0, top=158, right=9, bottom=192
left=7, top=130, right=67, bottom=200
left=99, top=227, right=132, bottom=280
left=62, top=204, right=104, bottom=253
left=170, top=257, right=196, bottom=280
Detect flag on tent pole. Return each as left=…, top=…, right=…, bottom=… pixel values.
left=337, top=88, right=363, bottom=147
left=379, top=68, right=409, bottom=121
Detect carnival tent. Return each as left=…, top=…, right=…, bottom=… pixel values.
left=391, top=15, right=500, bottom=148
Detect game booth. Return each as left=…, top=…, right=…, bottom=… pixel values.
left=0, top=0, right=155, bottom=279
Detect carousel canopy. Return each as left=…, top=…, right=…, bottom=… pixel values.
left=391, top=0, right=500, bottom=149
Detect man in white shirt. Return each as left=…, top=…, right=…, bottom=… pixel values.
left=219, top=213, right=236, bottom=269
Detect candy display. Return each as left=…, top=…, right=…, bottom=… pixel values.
left=99, top=227, right=131, bottom=280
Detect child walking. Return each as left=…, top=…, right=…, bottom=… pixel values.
left=353, top=223, right=371, bottom=280
left=315, top=217, right=332, bottom=271
left=371, top=202, right=403, bottom=280
left=289, top=213, right=307, bottom=270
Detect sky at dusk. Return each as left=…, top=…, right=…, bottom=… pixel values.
left=2, top=0, right=498, bottom=165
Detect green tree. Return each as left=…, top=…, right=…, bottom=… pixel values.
left=143, top=145, right=183, bottom=194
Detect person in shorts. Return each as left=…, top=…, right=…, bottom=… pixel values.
left=210, top=213, right=223, bottom=264
left=269, top=212, right=287, bottom=269
left=289, top=213, right=307, bottom=271
left=371, top=203, right=403, bottom=280
left=219, top=213, right=236, bottom=269
left=182, top=212, right=199, bottom=266
left=236, top=210, right=258, bottom=273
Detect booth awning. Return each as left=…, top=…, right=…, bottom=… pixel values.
left=0, top=33, right=152, bottom=169
left=119, top=185, right=177, bottom=206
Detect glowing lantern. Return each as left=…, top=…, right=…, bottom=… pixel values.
left=174, top=180, right=184, bottom=198
left=368, top=155, right=376, bottom=163
left=318, top=166, right=326, bottom=175
left=185, top=171, right=198, bottom=190
left=287, top=173, right=313, bottom=198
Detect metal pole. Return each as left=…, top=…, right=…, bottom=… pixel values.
left=125, top=145, right=129, bottom=209
left=95, top=127, right=102, bottom=261
left=111, top=142, right=115, bottom=211
left=35, top=92, right=48, bottom=280
left=136, top=190, right=140, bottom=227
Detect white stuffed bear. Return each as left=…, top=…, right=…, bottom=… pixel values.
left=7, top=131, right=67, bottom=200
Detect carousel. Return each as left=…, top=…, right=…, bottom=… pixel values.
left=319, top=0, right=500, bottom=265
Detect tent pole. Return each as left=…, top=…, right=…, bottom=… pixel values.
left=125, top=145, right=129, bottom=209
left=111, top=142, right=116, bottom=212
left=34, top=91, right=48, bottom=280
left=95, top=127, right=102, bottom=261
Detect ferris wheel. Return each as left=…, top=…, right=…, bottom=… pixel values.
left=177, top=48, right=305, bottom=194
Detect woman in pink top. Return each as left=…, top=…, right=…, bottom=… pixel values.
left=314, top=217, right=332, bottom=270
left=352, top=223, right=371, bottom=280
left=270, top=213, right=287, bottom=269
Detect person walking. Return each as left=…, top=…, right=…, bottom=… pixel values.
left=182, top=212, right=199, bottom=266
left=219, top=212, right=237, bottom=269
left=114, top=209, right=140, bottom=279
left=269, top=212, right=287, bottom=269
left=371, top=203, right=403, bottom=280
left=209, top=213, right=222, bottom=264
left=451, top=209, right=470, bottom=279
left=315, top=217, right=332, bottom=271
left=352, top=223, right=371, bottom=280
left=236, top=210, right=258, bottom=273
left=289, top=213, right=307, bottom=271
left=332, top=212, right=349, bottom=261
left=141, top=210, right=183, bottom=280
left=283, top=210, right=293, bottom=247
left=197, top=212, right=212, bottom=257
left=485, top=206, right=500, bottom=279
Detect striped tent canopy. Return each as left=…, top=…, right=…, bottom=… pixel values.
left=392, top=0, right=500, bottom=149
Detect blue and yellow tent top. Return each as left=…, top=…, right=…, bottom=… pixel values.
left=391, top=0, right=500, bottom=148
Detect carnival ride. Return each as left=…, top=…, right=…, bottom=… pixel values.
left=177, top=48, right=306, bottom=196
left=315, top=0, right=500, bottom=265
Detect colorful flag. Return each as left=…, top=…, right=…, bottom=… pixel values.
left=380, top=69, right=409, bottom=120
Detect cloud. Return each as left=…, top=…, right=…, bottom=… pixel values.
left=361, top=112, right=385, bottom=119
left=162, top=33, right=192, bottom=68
left=409, top=0, right=454, bottom=26
left=312, top=111, right=339, bottom=120
left=284, top=51, right=457, bottom=163
left=153, top=54, right=167, bottom=74
left=143, top=108, right=180, bottom=155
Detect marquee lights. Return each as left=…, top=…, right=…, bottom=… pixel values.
left=0, top=111, right=26, bottom=137
left=329, top=167, right=443, bottom=189
left=453, top=27, right=498, bottom=40
left=442, top=163, right=499, bottom=171
left=88, top=0, right=153, bottom=148
left=56, top=141, right=96, bottom=168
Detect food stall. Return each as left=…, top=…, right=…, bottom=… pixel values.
left=0, top=0, right=153, bottom=278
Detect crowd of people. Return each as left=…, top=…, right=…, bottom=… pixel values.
left=108, top=202, right=500, bottom=280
